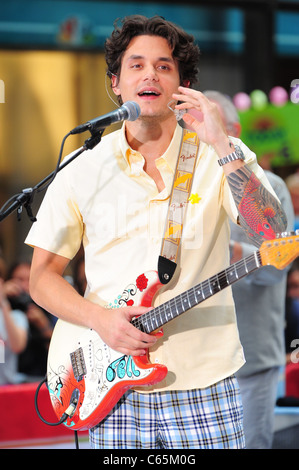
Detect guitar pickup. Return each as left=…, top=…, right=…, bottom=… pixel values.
left=70, top=347, right=87, bottom=382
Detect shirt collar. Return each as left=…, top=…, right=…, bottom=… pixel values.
left=119, top=123, right=184, bottom=177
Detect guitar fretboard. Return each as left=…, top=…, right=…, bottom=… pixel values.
left=131, top=250, right=262, bottom=334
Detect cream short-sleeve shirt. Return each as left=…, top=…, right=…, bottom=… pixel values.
left=26, top=124, right=276, bottom=391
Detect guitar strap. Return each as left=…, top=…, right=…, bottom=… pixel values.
left=158, top=128, right=200, bottom=284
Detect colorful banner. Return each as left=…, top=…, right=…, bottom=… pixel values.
left=239, top=102, right=299, bottom=167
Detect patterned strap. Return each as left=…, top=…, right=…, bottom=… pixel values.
left=158, top=129, right=200, bottom=284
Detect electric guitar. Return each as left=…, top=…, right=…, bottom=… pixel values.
left=46, top=232, right=299, bottom=431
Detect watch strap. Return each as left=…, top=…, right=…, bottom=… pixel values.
left=218, top=145, right=244, bottom=166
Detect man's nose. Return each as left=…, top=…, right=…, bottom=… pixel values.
left=143, top=66, right=158, bottom=81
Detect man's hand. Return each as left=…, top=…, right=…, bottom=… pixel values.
left=172, top=87, right=231, bottom=156
left=91, top=304, right=158, bottom=357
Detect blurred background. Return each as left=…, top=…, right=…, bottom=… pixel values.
left=0, top=0, right=298, bottom=263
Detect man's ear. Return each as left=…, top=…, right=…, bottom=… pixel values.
left=182, top=80, right=190, bottom=88
left=111, top=74, right=121, bottom=96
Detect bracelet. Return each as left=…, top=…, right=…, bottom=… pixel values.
left=218, top=145, right=245, bottom=166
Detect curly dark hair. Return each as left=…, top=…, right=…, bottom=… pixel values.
left=105, top=15, right=200, bottom=88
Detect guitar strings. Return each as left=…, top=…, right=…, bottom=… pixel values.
left=133, top=254, right=255, bottom=330
left=132, top=237, right=298, bottom=332
left=132, top=251, right=260, bottom=331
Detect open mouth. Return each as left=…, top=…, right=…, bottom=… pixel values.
left=138, top=90, right=161, bottom=98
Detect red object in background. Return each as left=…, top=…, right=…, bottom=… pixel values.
left=0, top=382, right=88, bottom=448
left=285, top=362, right=299, bottom=399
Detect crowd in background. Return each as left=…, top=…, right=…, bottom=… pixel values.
left=0, top=250, right=86, bottom=385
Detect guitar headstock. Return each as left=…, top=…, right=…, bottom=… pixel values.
left=260, top=231, right=299, bottom=270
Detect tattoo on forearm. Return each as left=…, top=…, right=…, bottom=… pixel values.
left=227, top=165, right=287, bottom=247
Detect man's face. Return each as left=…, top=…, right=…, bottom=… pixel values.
left=112, top=35, right=181, bottom=121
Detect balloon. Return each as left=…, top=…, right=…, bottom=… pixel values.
left=250, top=89, right=268, bottom=110
left=233, top=92, right=251, bottom=111
left=269, top=86, right=288, bottom=106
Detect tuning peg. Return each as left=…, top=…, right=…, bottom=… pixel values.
left=277, top=231, right=295, bottom=238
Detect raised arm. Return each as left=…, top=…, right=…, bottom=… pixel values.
left=225, top=166, right=287, bottom=246
left=173, top=87, right=287, bottom=246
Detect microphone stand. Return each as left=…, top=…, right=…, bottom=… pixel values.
left=0, top=129, right=104, bottom=223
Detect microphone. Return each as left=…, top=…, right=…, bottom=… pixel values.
left=70, top=101, right=141, bottom=135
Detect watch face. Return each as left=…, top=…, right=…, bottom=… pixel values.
left=235, top=145, right=245, bottom=160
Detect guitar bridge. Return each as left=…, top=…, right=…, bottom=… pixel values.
left=70, top=347, right=87, bottom=382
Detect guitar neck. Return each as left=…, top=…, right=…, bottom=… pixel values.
left=132, top=250, right=262, bottom=334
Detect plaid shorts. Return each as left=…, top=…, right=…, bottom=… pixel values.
left=89, top=375, right=245, bottom=449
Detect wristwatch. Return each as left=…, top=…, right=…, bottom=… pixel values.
left=218, top=145, right=245, bottom=166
